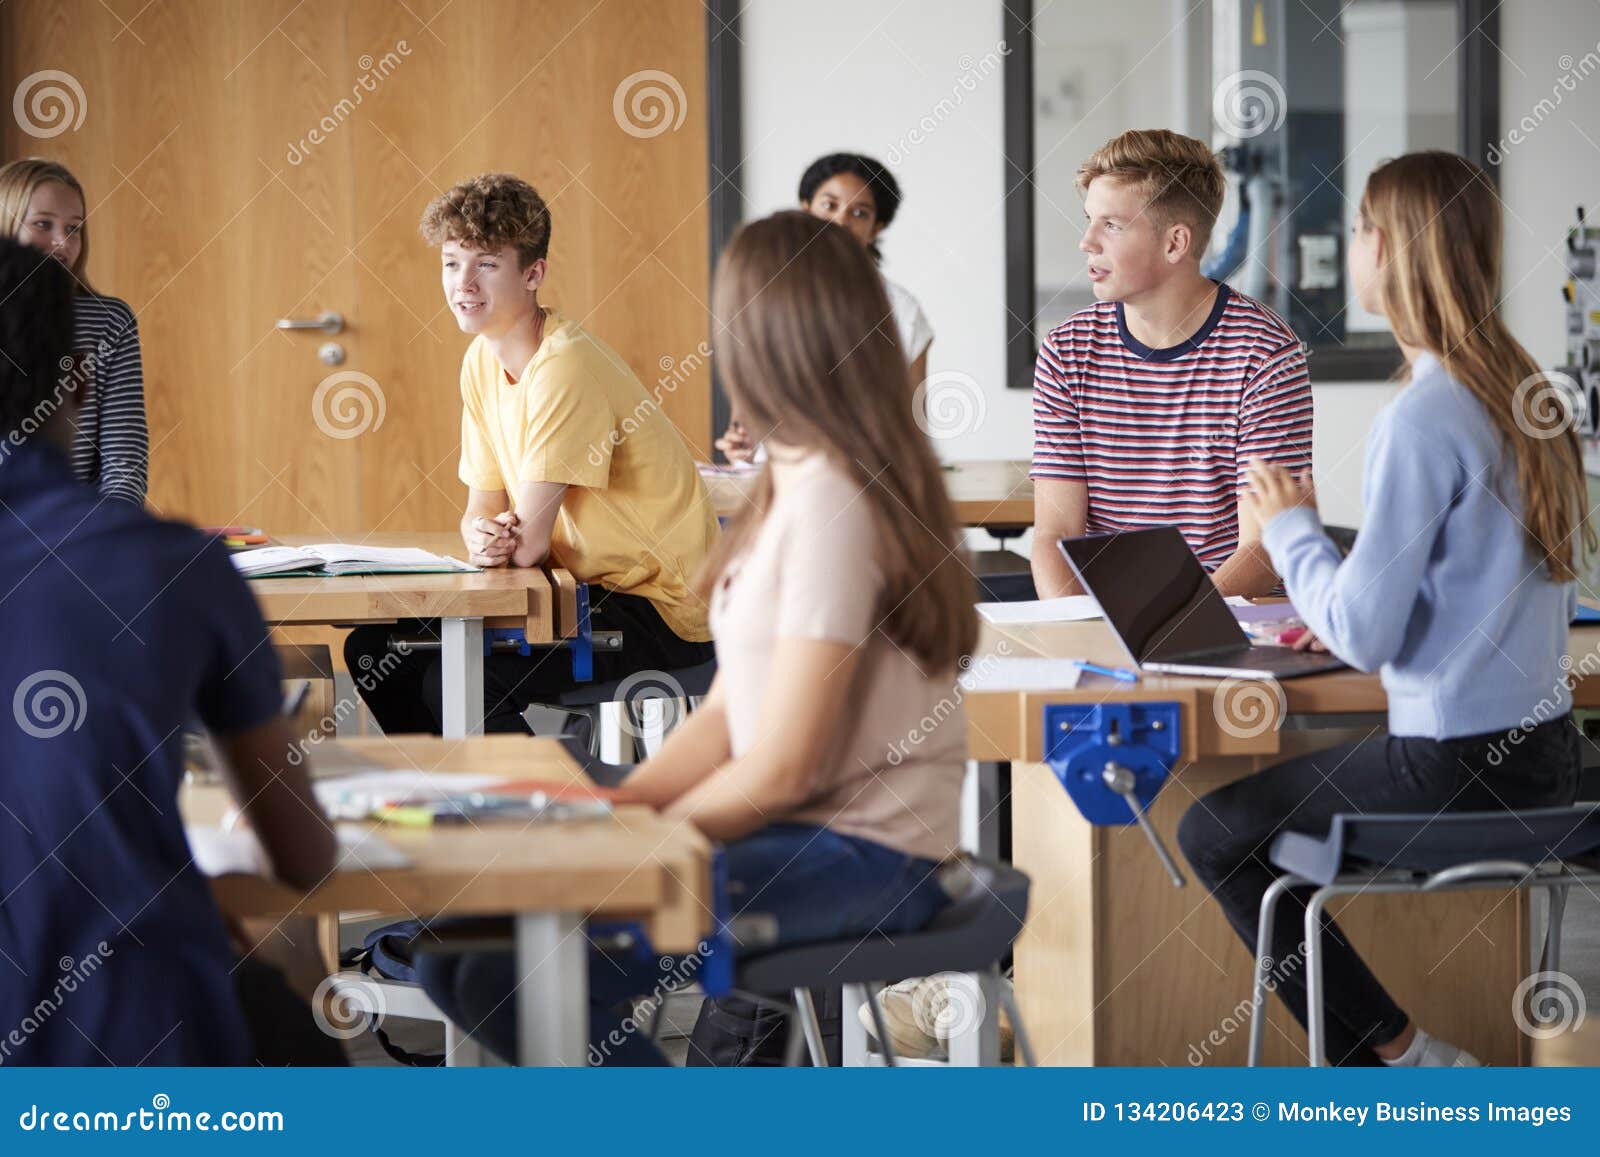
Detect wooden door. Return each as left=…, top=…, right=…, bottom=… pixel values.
left=1, top=0, right=711, bottom=533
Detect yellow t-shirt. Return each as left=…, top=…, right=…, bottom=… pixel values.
left=457, top=309, right=717, bottom=642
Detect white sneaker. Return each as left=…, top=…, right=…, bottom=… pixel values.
left=856, top=975, right=1015, bottom=1061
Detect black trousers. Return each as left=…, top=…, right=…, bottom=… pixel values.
left=343, top=588, right=714, bottom=735
left=1177, top=715, right=1581, bottom=1066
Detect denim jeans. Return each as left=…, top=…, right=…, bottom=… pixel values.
left=417, top=822, right=952, bottom=1065
left=1177, top=716, right=1581, bottom=1066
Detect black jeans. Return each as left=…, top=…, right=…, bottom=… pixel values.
left=343, top=588, right=714, bottom=735
left=1177, top=716, right=1581, bottom=1066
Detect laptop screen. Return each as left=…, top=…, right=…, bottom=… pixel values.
left=1057, top=528, right=1248, bottom=663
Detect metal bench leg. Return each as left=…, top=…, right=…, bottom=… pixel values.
left=840, top=983, right=870, bottom=1066
left=1250, top=874, right=1308, bottom=1067
left=792, top=988, right=830, bottom=1067
left=597, top=701, right=626, bottom=764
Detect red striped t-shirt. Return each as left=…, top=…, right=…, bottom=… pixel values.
left=1030, top=285, right=1313, bottom=570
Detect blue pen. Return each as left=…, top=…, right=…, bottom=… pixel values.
left=1075, top=660, right=1139, bottom=682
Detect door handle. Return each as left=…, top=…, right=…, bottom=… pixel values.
left=276, top=311, right=344, bottom=335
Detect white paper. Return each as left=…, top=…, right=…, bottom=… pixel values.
left=958, top=657, right=1085, bottom=692
left=305, top=544, right=454, bottom=566
left=230, top=544, right=474, bottom=576
left=976, top=595, right=1102, bottom=625
left=187, top=824, right=412, bottom=878
left=313, top=770, right=512, bottom=816
left=229, top=546, right=322, bottom=576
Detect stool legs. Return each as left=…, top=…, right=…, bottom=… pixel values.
left=792, top=988, right=829, bottom=1067
left=1303, top=884, right=1347, bottom=1068
left=1541, top=881, right=1570, bottom=974
left=996, top=978, right=1037, bottom=1066
left=861, top=981, right=899, bottom=1067
left=1249, top=874, right=1309, bottom=1067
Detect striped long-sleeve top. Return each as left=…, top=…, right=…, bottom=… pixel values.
left=1030, top=284, right=1313, bottom=570
left=72, top=293, right=149, bottom=505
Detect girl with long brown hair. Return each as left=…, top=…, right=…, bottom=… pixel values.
left=0, top=158, right=148, bottom=503
left=419, top=210, right=978, bottom=1065
left=1178, top=152, right=1591, bottom=1067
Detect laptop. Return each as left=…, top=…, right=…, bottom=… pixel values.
left=1057, top=528, right=1347, bottom=679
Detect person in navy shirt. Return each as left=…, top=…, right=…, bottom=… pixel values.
left=0, top=239, right=336, bottom=1066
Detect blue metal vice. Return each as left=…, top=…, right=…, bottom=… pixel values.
left=1043, top=701, right=1187, bottom=887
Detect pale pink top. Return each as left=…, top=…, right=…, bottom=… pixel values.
left=709, top=452, right=965, bottom=861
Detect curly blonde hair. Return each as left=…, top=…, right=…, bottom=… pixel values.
left=1076, top=129, right=1225, bottom=256
left=420, top=173, right=550, bottom=267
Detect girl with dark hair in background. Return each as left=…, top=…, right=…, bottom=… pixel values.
left=717, top=153, right=933, bottom=463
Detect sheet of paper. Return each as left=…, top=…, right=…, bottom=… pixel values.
left=313, top=770, right=512, bottom=815
left=229, top=546, right=321, bottom=576
left=976, top=595, right=1102, bottom=625
left=958, top=657, right=1085, bottom=693
left=187, top=824, right=412, bottom=878
left=306, top=544, right=455, bottom=566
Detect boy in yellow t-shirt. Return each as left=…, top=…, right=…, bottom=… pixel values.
left=345, top=173, right=718, bottom=735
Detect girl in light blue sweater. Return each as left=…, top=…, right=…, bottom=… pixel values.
left=1178, top=152, right=1592, bottom=1067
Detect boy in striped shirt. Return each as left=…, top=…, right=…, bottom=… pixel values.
left=1030, top=129, right=1312, bottom=598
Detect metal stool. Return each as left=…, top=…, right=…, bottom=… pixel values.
left=1248, top=804, right=1600, bottom=1066
left=730, top=857, right=1037, bottom=1067
left=557, top=658, right=717, bottom=761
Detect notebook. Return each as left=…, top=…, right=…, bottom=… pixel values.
left=230, top=543, right=478, bottom=579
